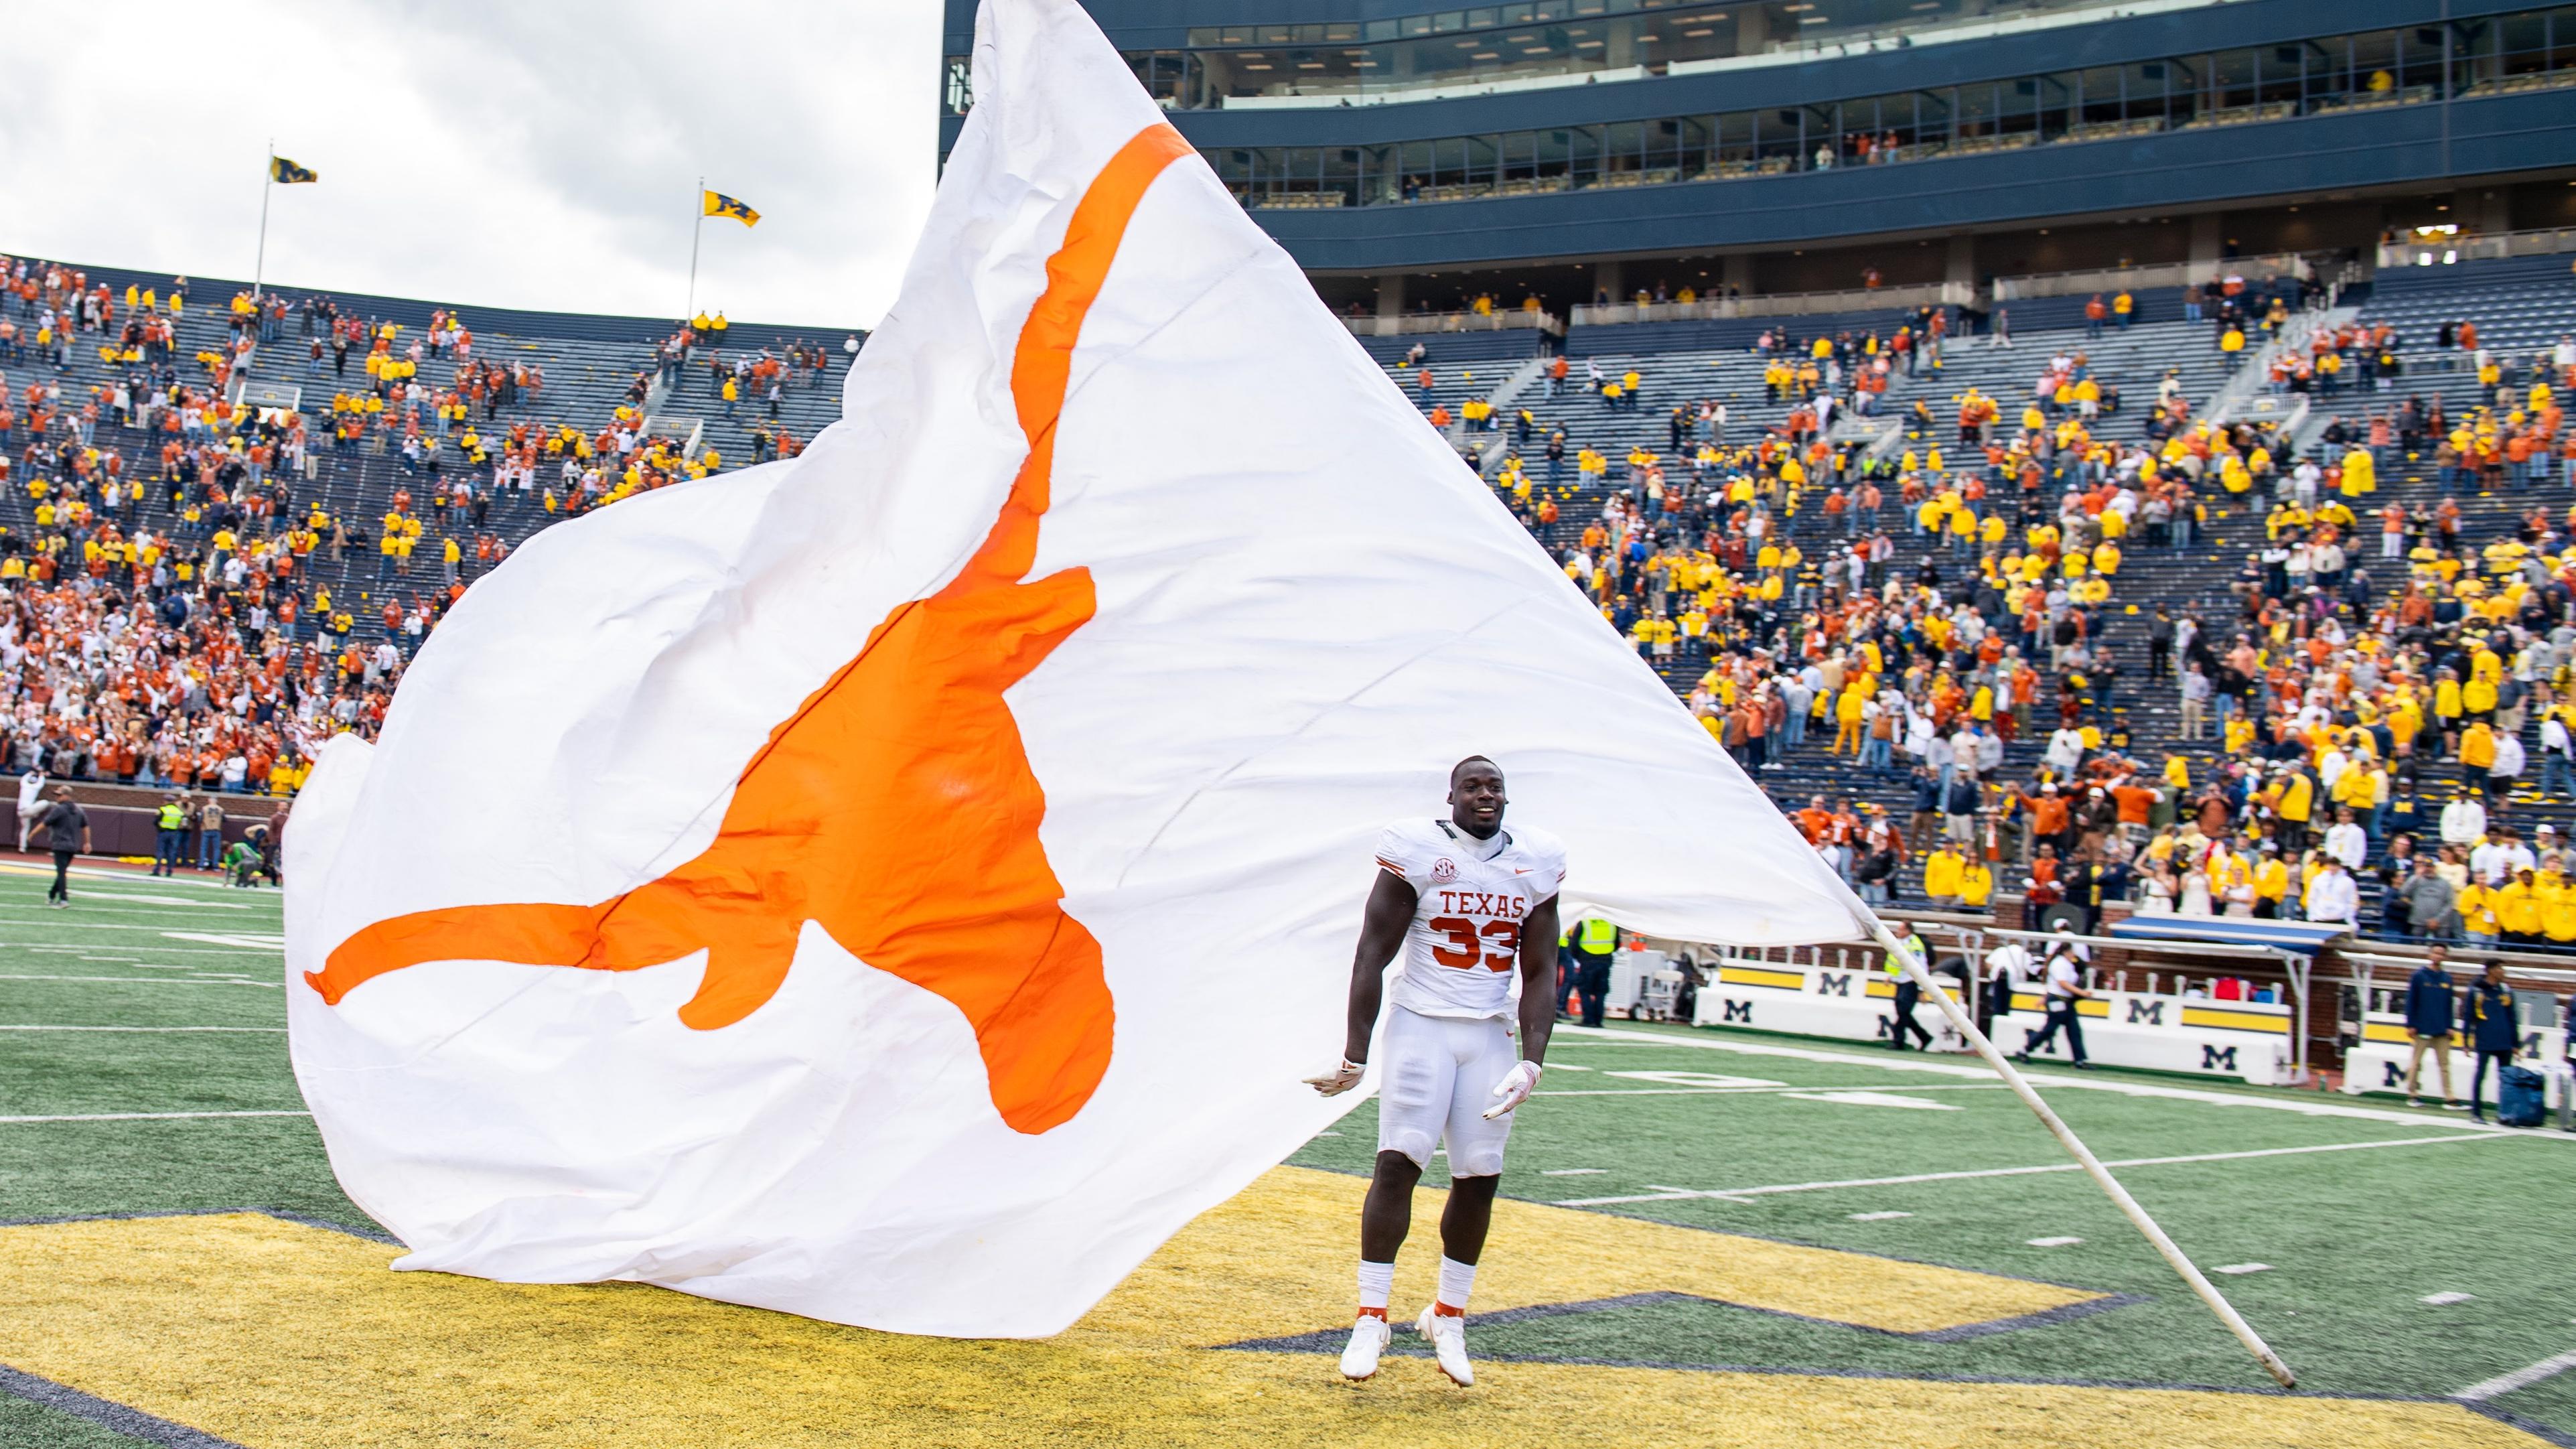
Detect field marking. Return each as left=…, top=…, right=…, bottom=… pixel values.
left=0, top=1024, right=284, bottom=1033
left=2213, top=1263, right=2273, bottom=1275
left=0, top=975, right=278, bottom=989
left=2027, top=1237, right=2084, bottom=1247
left=1780, top=1091, right=1961, bottom=1111
left=2455, top=1349, right=2576, bottom=1401
left=0, top=1110, right=309, bottom=1125
left=1542, top=1168, right=1607, bottom=1176
left=2423, top=1292, right=2478, bottom=1306
left=0, top=921, right=279, bottom=937
left=58, top=892, right=254, bottom=910
left=1556, top=1026, right=2553, bottom=1137
left=162, top=932, right=285, bottom=950
left=1552, top=1132, right=2518, bottom=1206
left=1539, top=1083, right=2014, bottom=1098
left=1849, top=1211, right=1912, bottom=1221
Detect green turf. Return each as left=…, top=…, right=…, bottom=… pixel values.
left=1289, top=1025, right=2576, bottom=1423
left=0, top=1389, right=153, bottom=1449
left=4, top=872, right=2574, bottom=1443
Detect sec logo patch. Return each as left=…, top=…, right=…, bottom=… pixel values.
left=1431, top=857, right=1457, bottom=883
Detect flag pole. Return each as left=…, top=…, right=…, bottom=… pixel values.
left=1859, top=910, right=2297, bottom=1388
left=685, top=175, right=704, bottom=322
left=254, top=140, right=275, bottom=302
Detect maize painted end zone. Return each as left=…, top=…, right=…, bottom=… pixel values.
left=0, top=864, right=2570, bottom=1448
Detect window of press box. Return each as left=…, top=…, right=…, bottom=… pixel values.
left=1174, top=7, right=2576, bottom=206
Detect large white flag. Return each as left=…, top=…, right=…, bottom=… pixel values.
left=284, top=0, right=1870, bottom=1337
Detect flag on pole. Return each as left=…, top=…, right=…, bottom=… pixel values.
left=284, top=0, right=1869, bottom=1339
left=702, top=190, right=760, bottom=226
left=269, top=157, right=318, bottom=184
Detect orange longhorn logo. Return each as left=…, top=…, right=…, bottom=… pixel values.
left=306, top=125, right=1198, bottom=1136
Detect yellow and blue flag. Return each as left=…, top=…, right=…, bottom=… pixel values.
left=703, top=190, right=760, bottom=227
left=271, top=156, right=319, bottom=184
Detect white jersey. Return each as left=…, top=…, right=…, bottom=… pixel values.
left=1374, top=817, right=1568, bottom=1021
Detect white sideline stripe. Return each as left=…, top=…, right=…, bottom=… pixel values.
left=0, top=974, right=278, bottom=989
left=2213, top=1263, right=2273, bottom=1275
left=1541, top=1168, right=1607, bottom=1176
left=0, top=1109, right=309, bottom=1125
left=65, top=893, right=253, bottom=910
left=1537, top=1083, right=2014, bottom=1097
left=2423, top=1292, right=2478, bottom=1306
left=2027, top=1236, right=2084, bottom=1247
left=1849, top=1211, right=1912, bottom=1221
left=1551, top=1132, right=2516, bottom=1206
left=1555, top=1025, right=2551, bottom=1136
left=0, top=921, right=279, bottom=936
left=0, top=861, right=263, bottom=892
left=2456, top=1350, right=2576, bottom=1401
left=1780, top=1091, right=1960, bottom=1111
left=161, top=932, right=286, bottom=950
left=0, top=1024, right=284, bottom=1033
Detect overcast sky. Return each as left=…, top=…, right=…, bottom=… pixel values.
left=0, top=0, right=940, bottom=330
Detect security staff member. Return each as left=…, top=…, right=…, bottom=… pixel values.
left=2013, top=924, right=2092, bottom=1068
left=153, top=793, right=188, bottom=877
left=1883, top=920, right=1933, bottom=1050
left=1569, top=917, right=1618, bottom=1027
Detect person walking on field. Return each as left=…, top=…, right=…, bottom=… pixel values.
left=2014, top=924, right=2092, bottom=1067
left=35, top=786, right=88, bottom=908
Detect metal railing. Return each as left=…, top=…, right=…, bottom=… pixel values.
left=1992, top=253, right=2310, bottom=301
left=1342, top=309, right=1561, bottom=338
left=2376, top=226, right=2576, bottom=271
left=1571, top=281, right=1970, bottom=327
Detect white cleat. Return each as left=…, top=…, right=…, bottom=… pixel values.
left=1415, top=1305, right=1475, bottom=1387
left=1338, top=1313, right=1391, bottom=1380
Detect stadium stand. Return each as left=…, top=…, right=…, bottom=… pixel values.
left=13, top=238, right=2576, bottom=956
left=0, top=253, right=861, bottom=799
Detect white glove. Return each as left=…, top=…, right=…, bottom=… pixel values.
left=1482, top=1060, right=1543, bottom=1119
left=1305, top=1058, right=1366, bottom=1097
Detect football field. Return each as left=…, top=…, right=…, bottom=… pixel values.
left=3, top=867, right=2573, bottom=1448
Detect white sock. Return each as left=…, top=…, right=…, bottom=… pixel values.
left=1356, top=1259, right=1394, bottom=1316
left=1437, top=1256, right=1477, bottom=1314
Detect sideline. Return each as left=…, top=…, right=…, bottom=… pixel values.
left=1554, top=1131, right=2520, bottom=1206
left=1557, top=1025, right=2570, bottom=1140
left=0, top=1110, right=311, bottom=1126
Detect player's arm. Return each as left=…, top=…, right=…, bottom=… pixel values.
left=1482, top=892, right=1560, bottom=1120
left=1305, top=869, right=1415, bottom=1095
left=1514, top=893, right=1561, bottom=1069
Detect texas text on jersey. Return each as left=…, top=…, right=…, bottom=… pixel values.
left=1374, top=817, right=1569, bottom=1022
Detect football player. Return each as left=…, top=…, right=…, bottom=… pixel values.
left=1306, top=756, right=1564, bottom=1387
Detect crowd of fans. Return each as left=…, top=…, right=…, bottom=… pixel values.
left=1411, top=271, right=2576, bottom=951
left=0, top=255, right=845, bottom=805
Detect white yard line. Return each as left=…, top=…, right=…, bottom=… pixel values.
left=1551, top=1131, right=2518, bottom=1206
left=1539, top=1083, right=2013, bottom=1097
left=0, top=921, right=279, bottom=936
left=0, top=1024, right=284, bottom=1033
left=1556, top=1025, right=2556, bottom=1137
left=2456, top=1350, right=2576, bottom=1401
left=0, top=975, right=278, bottom=989
left=0, top=1109, right=309, bottom=1125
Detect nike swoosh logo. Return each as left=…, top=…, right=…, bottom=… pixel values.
left=1514, top=868, right=1532, bottom=874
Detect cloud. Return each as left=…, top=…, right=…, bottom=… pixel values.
left=0, top=0, right=938, bottom=328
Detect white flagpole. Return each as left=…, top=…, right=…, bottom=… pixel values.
left=254, top=140, right=275, bottom=302
left=1860, top=910, right=2297, bottom=1388
left=686, top=176, right=705, bottom=322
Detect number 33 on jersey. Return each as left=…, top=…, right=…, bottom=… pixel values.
left=1374, top=818, right=1568, bottom=1022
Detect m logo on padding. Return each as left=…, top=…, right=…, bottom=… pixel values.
left=2202, top=1044, right=2239, bottom=1072
left=1723, top=999, right=1755, bottom=1024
